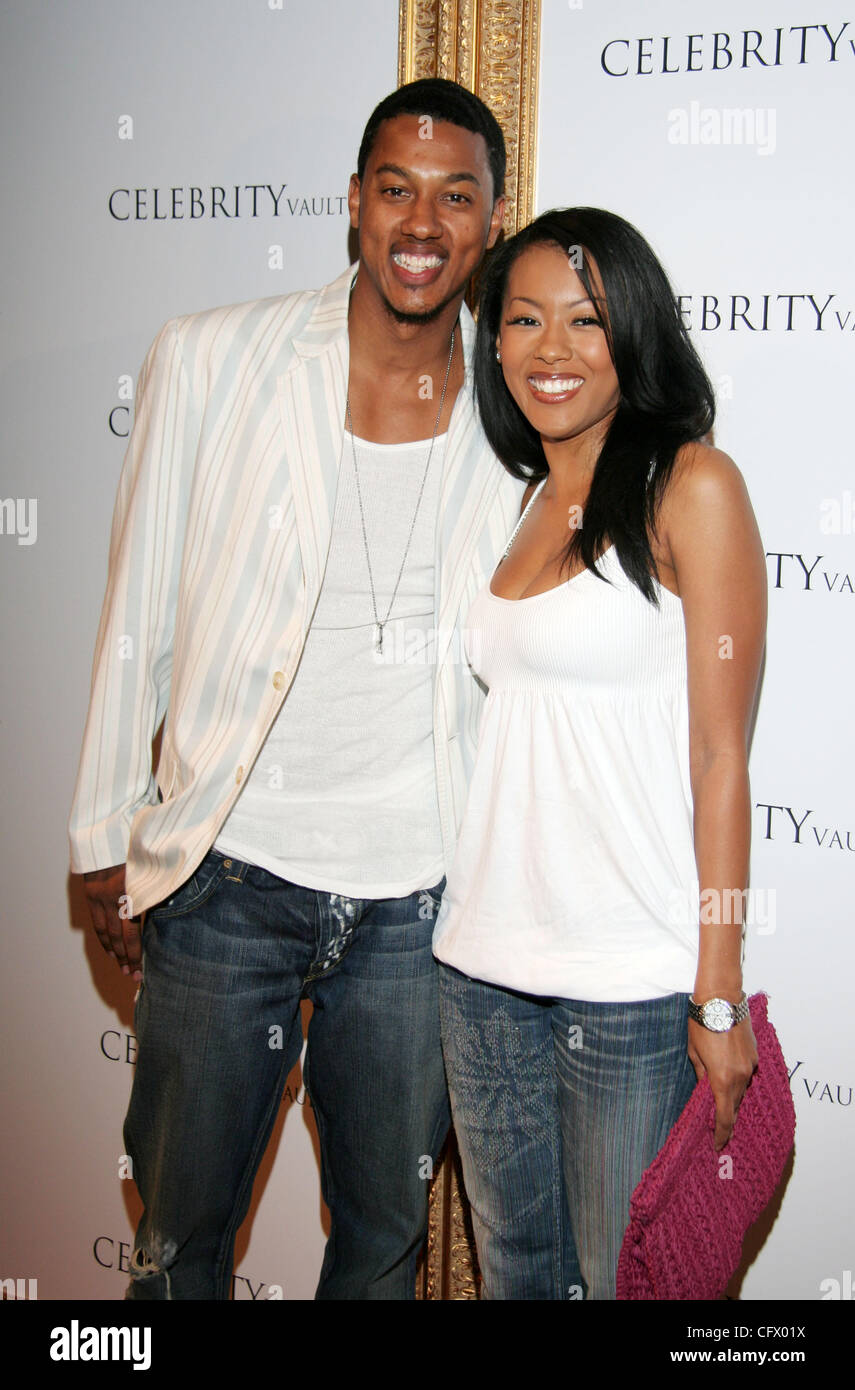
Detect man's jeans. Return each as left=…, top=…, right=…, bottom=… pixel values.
left=124, top=849, right=450, bottom=1299
left=439, top=965, right=697, bottom=1300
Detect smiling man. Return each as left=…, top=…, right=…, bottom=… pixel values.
left=69, top=79, right=522, bottom=1300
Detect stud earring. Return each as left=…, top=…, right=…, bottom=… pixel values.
left=496, top=349, right=502, bottom=362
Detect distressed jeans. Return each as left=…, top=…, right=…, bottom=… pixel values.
left=124, top=849, right=449, bottom=1300
left=439, top=965, right=697, bottom=1300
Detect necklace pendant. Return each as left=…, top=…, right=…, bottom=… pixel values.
left=349, top=326, right=454, bottom=659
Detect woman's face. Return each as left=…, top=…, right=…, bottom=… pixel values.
left=496, top=242, right=620, bottom=458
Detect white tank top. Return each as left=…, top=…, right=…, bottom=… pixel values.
left=216, top=432, right=445, bottom=898
left=433, top=483, right=699, bottom=1001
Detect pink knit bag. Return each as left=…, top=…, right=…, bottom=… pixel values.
left=616, top=993, right=796, bottom=1300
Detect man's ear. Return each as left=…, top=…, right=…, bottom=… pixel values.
left=347, top=174, right=361, bottom=231
left=487, top=196, right=506, bottom=249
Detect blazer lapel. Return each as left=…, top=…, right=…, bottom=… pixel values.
left=435, top=306, right=508, bottom=662
left=276, top=265, right=355, bottom=604
left=277, top=271, right=512, bottom=644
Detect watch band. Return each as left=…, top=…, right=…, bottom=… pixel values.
left=688, top=994, right=750, bottom=1032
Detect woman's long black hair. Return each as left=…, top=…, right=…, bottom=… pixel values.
left=475, top=208, right=715, bottom=603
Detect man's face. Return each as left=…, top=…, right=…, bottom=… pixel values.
left=349, top=113, right=505, bottom=325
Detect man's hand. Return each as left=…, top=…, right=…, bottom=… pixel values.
left=82, top=864, right=142, bottom=980
left=688, top=1016, right=758, bottom=1151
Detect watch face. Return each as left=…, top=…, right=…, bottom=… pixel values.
left=702, top=999, right=734, bottom=1032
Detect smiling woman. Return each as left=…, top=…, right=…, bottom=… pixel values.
left=496, top=244, right=620, bottom=491
left=433, top=206, right=768, bottom=1300
left=474, top=208, right=721, bottom=601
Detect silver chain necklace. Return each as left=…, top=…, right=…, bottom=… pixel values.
left=345, top=326, right=455, bottom=654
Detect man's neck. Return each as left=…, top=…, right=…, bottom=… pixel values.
left=347, top=273, right=464, bottom=376
left=345, top=274, right=466, bottom=445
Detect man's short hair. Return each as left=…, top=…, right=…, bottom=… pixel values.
left=357, top=78, right=506, bottom=201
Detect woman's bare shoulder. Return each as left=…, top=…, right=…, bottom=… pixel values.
left=660, top=441, right=755, bottom=535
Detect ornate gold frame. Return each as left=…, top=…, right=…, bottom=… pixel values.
left=398, top=0, right=542, bottom=1300
left=398, top=0, right=541, bottom=237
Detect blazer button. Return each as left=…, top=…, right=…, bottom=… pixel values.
left=272, top=670, right=285, bottom=690
left=235, top=765, right=244, bottom=784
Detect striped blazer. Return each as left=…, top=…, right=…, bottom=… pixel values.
left=69, top=264, right=524, bottom=915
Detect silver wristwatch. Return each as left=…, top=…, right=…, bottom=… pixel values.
left=688, top=995, right=750, bottom=1032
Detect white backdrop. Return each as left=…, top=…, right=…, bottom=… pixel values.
left=2, top=0, right=852, bottom=1305
left=0, top=0, right=397, bottom=1301
left=538, top=0, right=854, bottom=1299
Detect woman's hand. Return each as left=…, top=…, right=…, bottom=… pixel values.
left=661, top=445, right=765, bottom=1151
left=688, top=1016, right=758, bottom=1150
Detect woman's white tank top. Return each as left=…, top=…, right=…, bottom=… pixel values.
left=433, top=482, right=699, bottom=1001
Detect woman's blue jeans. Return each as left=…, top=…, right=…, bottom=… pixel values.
left=124, top=849, right=450, bottom=1299
left=439, top=965, right=697, bottom=1300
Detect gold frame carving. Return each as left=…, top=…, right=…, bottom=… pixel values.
left=400, top=0, right=542, bottom=1302
left=398, top=0, right=541, bottom=237
left=415, top=1137, right=481, bottom=1301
